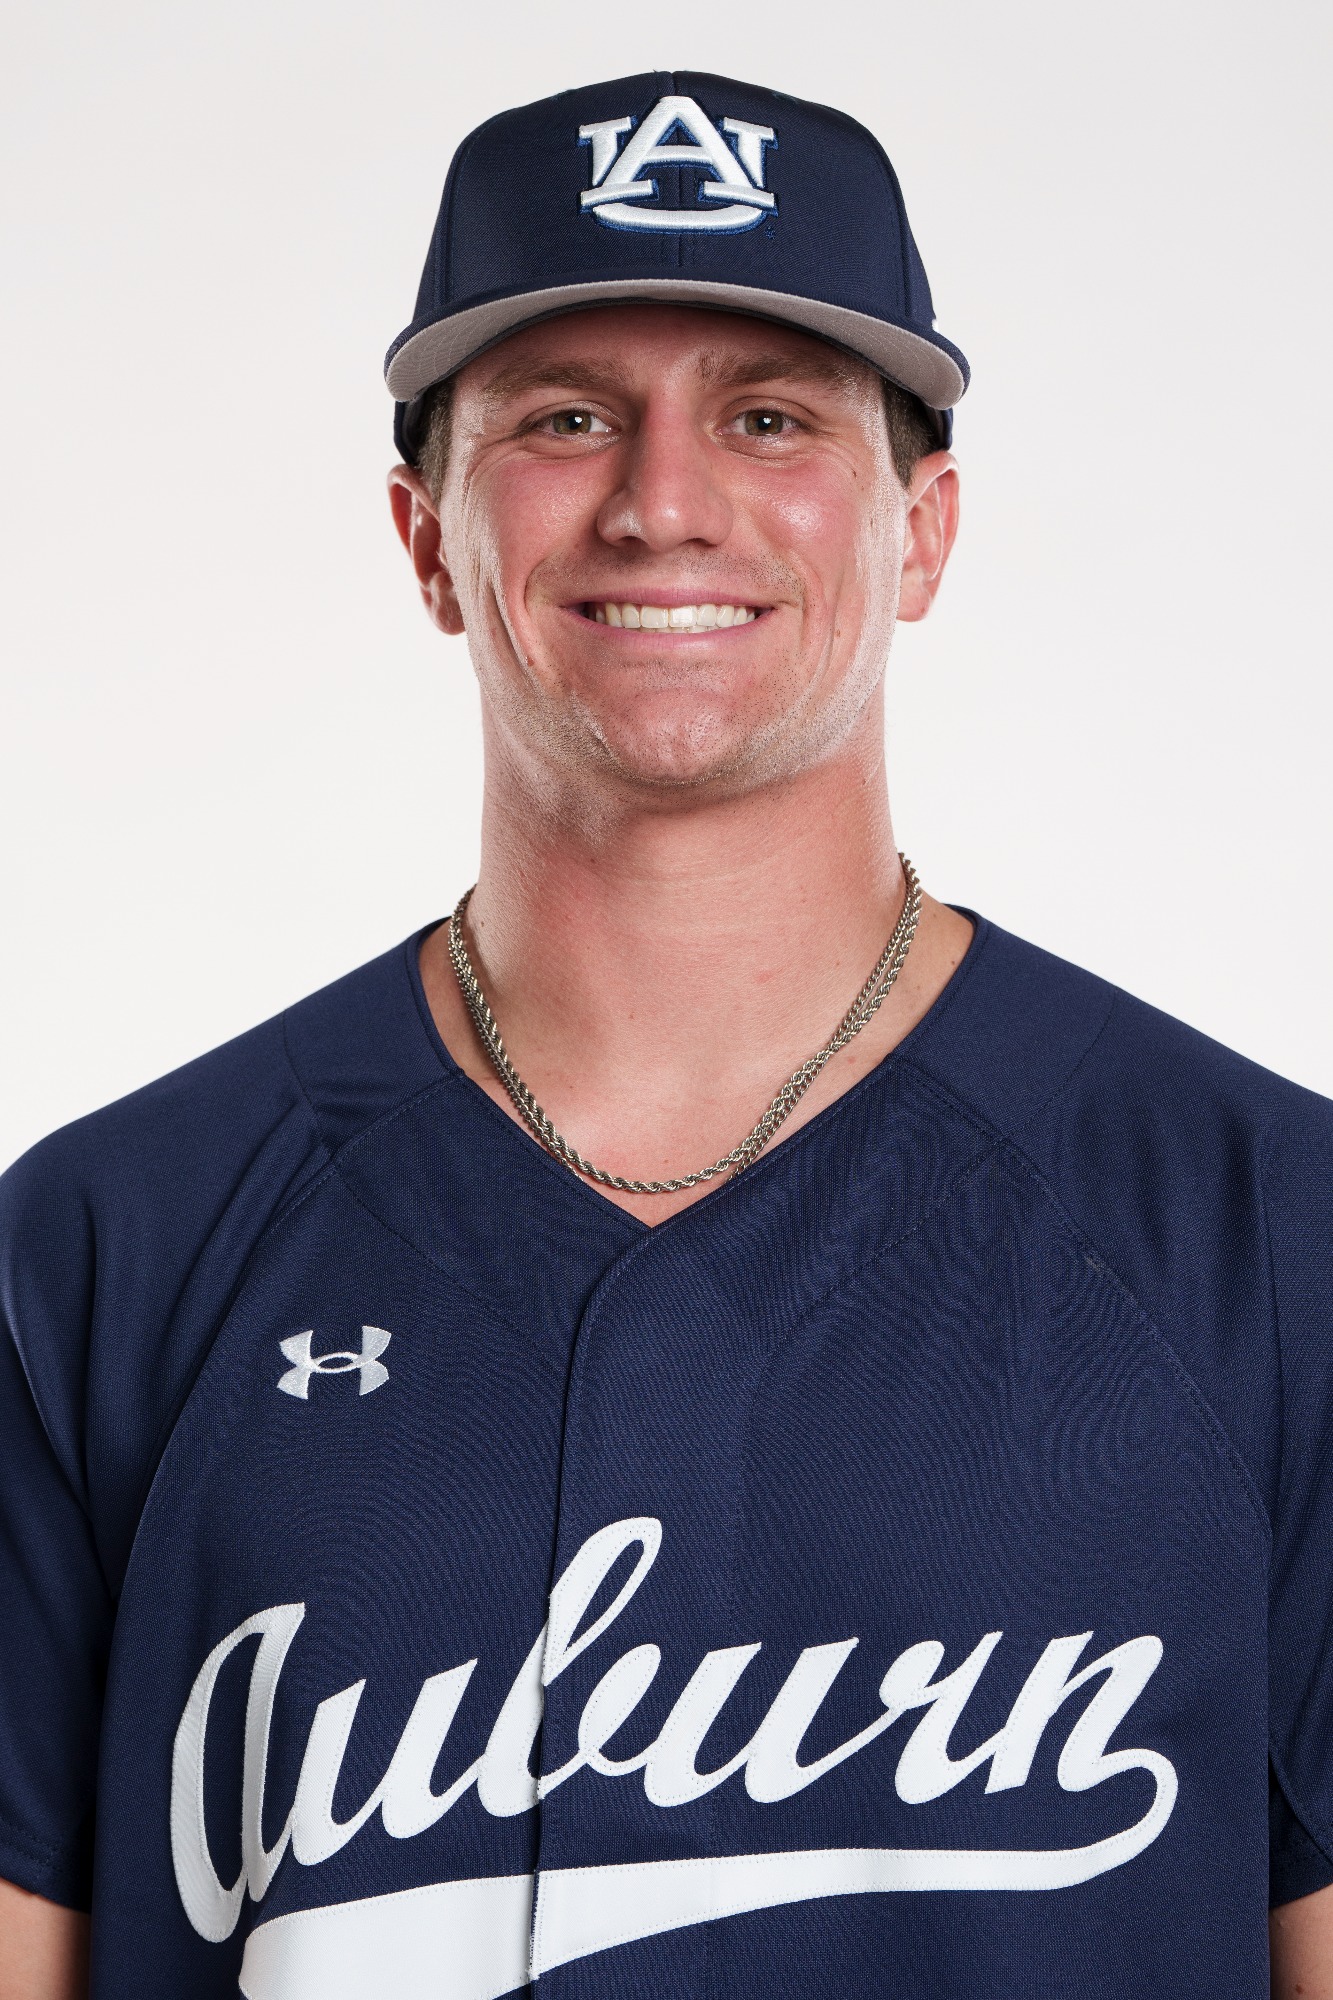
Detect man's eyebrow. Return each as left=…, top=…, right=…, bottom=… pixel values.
left=478, top=359, right=633, bottom=405
left=696, top=349, right=866, bottom=393
left=477, top=349, right=867, bottom=406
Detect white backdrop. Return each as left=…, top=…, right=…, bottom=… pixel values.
left=2, top=0, right=1330, bottom=1170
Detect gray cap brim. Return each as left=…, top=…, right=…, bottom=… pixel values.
left=385, top=277, right=967, bottom=412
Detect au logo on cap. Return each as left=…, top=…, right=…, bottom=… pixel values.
left=579, top=94, right=776, bottom=233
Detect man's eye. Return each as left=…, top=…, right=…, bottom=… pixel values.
left=546, top=410, right=607, bottom=437
left=738, top=409, right=790, bottom=437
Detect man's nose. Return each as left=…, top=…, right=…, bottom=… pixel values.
left=595, top=408, right=734, bottom=552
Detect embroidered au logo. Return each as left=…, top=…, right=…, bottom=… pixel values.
left=277, top=1327, right=391, bottom=1400
left=579, top=94, right=776, bottom=234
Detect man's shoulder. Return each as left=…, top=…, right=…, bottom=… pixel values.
left=0, top=930, right=450, bottom=1568
left=907, top=917, right=1332, bottom=1512
left=3, top=1009, right=296, bottom=1230
left=0, top=928, right=446, bottom=1236
left=911, top=916, right=1333, bottom=1166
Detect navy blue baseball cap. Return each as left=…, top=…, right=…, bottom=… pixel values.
left=386, top=71, right=969, bottom=461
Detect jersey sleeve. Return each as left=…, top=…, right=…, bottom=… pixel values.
left=1263, top=1102, right=1333, bottom=1905
left=0, top=1011, right=329, bottom=1908
left=0, top=942, right=441, bottom=1910
left=0, top=1158, right=110, bottom=1908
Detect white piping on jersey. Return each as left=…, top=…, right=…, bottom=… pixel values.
left=171, top=1517, right=1176, bottom=1954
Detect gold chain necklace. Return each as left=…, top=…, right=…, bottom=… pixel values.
left=447, top=855, right=923, bottom=1196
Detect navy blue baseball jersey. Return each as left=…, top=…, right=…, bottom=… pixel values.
left=3, top=916, right=1333, bottom=1997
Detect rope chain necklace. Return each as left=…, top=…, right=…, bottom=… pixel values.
left=447, top=855, right=923, bottom=1197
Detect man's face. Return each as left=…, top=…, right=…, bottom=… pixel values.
left=394, top=305, right=954, bottom=800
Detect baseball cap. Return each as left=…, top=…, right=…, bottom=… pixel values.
left=386, top=71, right=968, bottom=460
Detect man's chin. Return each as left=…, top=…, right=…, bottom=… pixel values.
left=579, top=705, right=786, bottom=798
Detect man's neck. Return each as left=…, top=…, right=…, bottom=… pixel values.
left=419, top=717, right=973, bottom=1225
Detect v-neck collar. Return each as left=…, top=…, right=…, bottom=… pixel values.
left=398, top=910, right=994, bottom=1242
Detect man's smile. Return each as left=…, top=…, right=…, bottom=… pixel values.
left=576, top=600, right=767, bottom=631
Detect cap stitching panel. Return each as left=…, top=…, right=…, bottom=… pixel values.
left=439, top=126, right=484, bottom=306
left=431, top=94, right=551, bottom=311
left=867, top=134, right=914, bottom=319
left=671, top=71, right=685, bottom=274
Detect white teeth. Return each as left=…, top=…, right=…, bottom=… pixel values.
left=593, top=601, right=758, bottom=631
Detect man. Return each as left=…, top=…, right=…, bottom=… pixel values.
left=1, top=69, right=1331, bottom=1999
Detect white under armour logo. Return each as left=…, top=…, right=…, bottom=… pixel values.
left=579, top=94, right=776, bottom=234
left=276, top=1327, right=391, bottom=1400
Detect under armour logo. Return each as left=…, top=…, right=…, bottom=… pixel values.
left=277, top=1327, right=391, bottom=1400
left=579, top=95, right=776, bottom=234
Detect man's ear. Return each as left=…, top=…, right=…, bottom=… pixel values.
left=386, top=465, right=466, bottom=637
left=896, top=450, right=960, bottom=624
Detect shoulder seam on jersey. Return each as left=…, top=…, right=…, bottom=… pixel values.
left=571, top=1051, right=1004, bottom=1369
left=898, top=995, right=1273, bottom=1553
left=999, top=1136, right=1273, bottom=1553
left=898, top=974, right=1119, bottom=1152
left=184, top=1065, right=549, bottom=1357
left=264, top=1049, right=462, bottom=1235
left=0, top=1303, right=98, bottom=1534
left=325, top=1156, right=570, bottom=1382
left=724, top=1125, right=1004, bottom=1585
left=136, top=1066, right=568, bottom=1533
left=116, top=1108, right=572, bottom=1582
left=278, top=1003, right=434, bottom=1176
left=119, top=1068, right=472, bottom=1542
left=279, top=1003, right=335, bottom=1153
